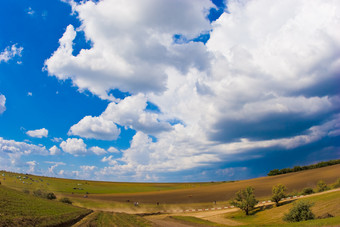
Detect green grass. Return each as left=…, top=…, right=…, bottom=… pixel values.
left=223, top=190, right=340, bottom=226
left=0, top=170, right=220, bottom=194
left=74, top=211, right=152, bottom=227
left=171, top=215, right=227, bottom=226
left=0, top=185, right=91, bottom=226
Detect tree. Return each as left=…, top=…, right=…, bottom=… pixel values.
left=283, top=200, right=315, bottom=222
left=317, top=180, right=329, bottom=192
left=230, top=186, right=258, bottom=215
left=272, top=184, right=286, bottom=206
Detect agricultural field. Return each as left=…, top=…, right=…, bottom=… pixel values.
left=0, top=184, right=91, bottom=226
left=65, top=164, right=340, bottom=208
left=0, top=164, right=339, bottom=226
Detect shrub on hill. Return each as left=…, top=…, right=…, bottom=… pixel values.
left=301, top=187, right=314, bottom=195
left=33, top=189, right=56, bottom=200
left=317, top=180, right=329, bottom=192
left=46, top=192, right=57, bottom=200
left=60, top=197, right=72, bottom=204
left=283, top=200, right=315, bottom=222
left=332, top=178, right=340, bottom=188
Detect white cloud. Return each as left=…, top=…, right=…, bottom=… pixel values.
left=69, top=116, right=120, bottom=140
left=26, top=128, right=48, bottom=138
left=101, top=155, right=117, bottom=165
left=26, top=161, right=38, bottom=173
left=107, top=146, right=119, bottom=153
left=0, top=94, right=5, bottom=114
left=49, top=145, right=61, bottom=155
left=27, top=92, right=33, bottom=96
left=0, top=44, right=23, bottom=63
left=60, top=138, right=87, bottom=156
left=69, top=94, right=172, bottom=139
left=44, top=0, right=213, bottom=99
left=26, top=7, right=35, bottom=15
left=45, top=161, right=66, bottom=175
left=45, top=0, right=340, bottom=180
left=0, top=137, right=48, bottom=173
left=102, top=94, right=172, bottom=134
left=80, top=165, right=96, bottom=171
left=89, top=146, right=107, bottom=155
left=51, top=137, right=63, bottom=143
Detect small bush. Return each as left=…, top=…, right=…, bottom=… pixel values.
left=60, top=197, right=72, bottom=204
left=23, top=189, right=30, bottom=194
left=283, top=200, right=315, bottom=222
left=33, top=189, right=43, bottom=197
left=33, top=189, right=56, bottom=200
left=301, top=187, right=314, bottom=195
left=317, top=180, right=329, bottom=192
left=46, top=192, right=56, bottom=200
left=332, top=178, right=340, bottom=189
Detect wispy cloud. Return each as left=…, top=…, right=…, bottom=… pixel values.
left=0, top=44, right=23, bottom=63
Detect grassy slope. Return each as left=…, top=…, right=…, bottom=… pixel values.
left=168, top=190, right=340, bottom=226
left=223, top=190, right=340, bottom=226
left=73, top=211, right=152, bottom=227
left=171, top=216, right=227, bottom=226
left=0, top=170, right=220, bottom=194
left=0, top=185, right=91, bottom=227
left=1, top=164, right=339, bottom=206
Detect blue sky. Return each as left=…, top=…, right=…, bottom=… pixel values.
left=0, top=0, right=339, bottom=182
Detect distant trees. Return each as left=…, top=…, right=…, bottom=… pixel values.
left=272, top=184, right=286, bottom=206
left=267, top=159, right=340, bottom=176
left=230, top=186, right=258, bottom=215
left=283, top=200, right=315, bottom=222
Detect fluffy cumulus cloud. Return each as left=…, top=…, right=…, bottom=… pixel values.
left=69, top=116, right=120, bottom=140
left=0, top=94, right=5, bottom=114
left=26, top=128, right=49, bottom=138
left=0, top=44, right=23, bottom=63
left=49, top=145, right=61, bottom=155
left=60, top=138, right=87, bottom=156
left=45, top=0, right=340, bottom=181
left=89, top=146, right=107, bottom=155
left=45, top=0, right=213, bottom=99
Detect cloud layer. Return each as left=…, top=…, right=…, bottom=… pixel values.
left=41, top=0, right=340, bottom=181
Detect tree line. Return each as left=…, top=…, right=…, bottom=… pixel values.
left=267, top=159, right=340, bottom=176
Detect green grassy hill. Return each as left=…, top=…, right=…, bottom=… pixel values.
left=0, top=170, right=219, bottom=194
left=0, top=185, right=91, bottom=226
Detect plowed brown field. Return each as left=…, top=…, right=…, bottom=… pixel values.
left=70, top=164, right=340, bottom=204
